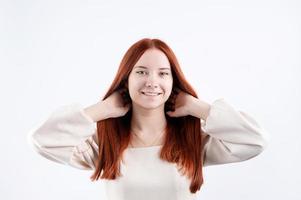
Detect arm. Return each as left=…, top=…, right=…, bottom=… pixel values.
left=84, top=101, right=111, bottom=122
left=28, top=102, right=109, bottom=170
left=190, top=98, right=269, bottom=166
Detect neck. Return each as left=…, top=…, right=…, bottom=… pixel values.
left=130, top=104, right=167, bottom=137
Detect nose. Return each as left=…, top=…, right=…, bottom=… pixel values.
left=145, top=74, right=159, bottom=88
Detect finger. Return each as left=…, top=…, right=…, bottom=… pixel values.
left=124, top=104, right=131, bottom=110
left=166, top=111, right=178, bottom=117
left=166, top=111, right=174, bottom=116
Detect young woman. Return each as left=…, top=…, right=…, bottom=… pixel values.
left=28, top=38, right=268, bottom=200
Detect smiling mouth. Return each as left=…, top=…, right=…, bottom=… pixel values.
left=141, top=91, right=162, bottom=96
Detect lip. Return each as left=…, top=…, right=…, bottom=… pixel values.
left=141, top=91, right=162, bottom=96
left=141, top=90, right=162, bottom=93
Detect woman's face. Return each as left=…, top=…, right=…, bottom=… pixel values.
left=128, top=48, right=173, bottom=111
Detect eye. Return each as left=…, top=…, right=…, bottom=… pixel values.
left=160, top=72, right=169, bottom=76
left=136, top=71, right=147, bottom=75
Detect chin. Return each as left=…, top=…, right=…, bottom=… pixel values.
left=134, top=101, right=165, bottom=110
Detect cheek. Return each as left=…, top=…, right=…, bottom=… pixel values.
left=128, top=80, right=141, bottom=98
left=128, top=79, right=140, bottom=90
left=164, top=82, right=173, bottom=97
left=165, top=87, right=172, bottom=97
left=167, top=79, right=173, bottom=92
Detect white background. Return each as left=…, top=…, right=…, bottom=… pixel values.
left=1, top=0, right=300, bottom=199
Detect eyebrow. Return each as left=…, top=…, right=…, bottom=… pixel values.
left=134, top=66, right=171, bottom=70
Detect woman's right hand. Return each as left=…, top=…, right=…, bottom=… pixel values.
left=102, top=90, right=131, bottom=119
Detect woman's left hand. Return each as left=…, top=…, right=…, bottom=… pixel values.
left=166, top=91, right=196, bottom=117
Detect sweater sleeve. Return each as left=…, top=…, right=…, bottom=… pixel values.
left=27, top=103, right=99, bottom=170
left=201, top=98, right=269, bottom=167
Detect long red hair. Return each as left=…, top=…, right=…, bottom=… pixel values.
left=90, top=38, right=208, bottom=193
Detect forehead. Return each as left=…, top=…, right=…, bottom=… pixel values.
left=134, top=49, right=171, bottom=70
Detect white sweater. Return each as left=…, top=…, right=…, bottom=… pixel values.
left=28, top=99, right=269, bottom=200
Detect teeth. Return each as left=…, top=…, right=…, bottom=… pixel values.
left=142, top=92, right=161, bottom=96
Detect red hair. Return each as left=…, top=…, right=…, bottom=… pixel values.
left=90, top=38, right=208, bottom=193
